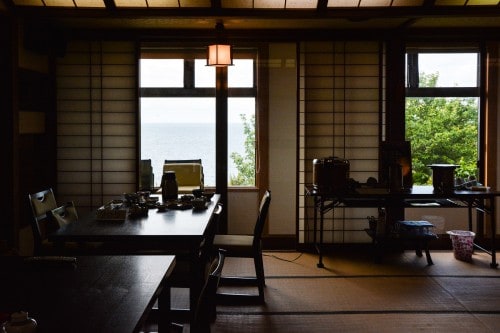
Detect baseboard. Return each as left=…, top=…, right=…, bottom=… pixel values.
left=262, top=235, right=296, bottom=250
left=262, top=234, right=498, bottom=252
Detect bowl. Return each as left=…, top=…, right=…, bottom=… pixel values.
left=192, top=198, right=207, bottom=210
left=203, top=192, right=215, bottom=201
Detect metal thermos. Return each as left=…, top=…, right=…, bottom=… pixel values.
left=161, top=171, right=178, bottom=202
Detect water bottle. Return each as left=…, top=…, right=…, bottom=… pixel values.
left=161, top=171, right=178, bottom=203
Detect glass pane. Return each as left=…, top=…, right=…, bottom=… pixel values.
left=228, top=97, right=256, bottom=186
left=228, top=59, right=254, bottom=87
left=195, top=59, right=215, bottom=87
left=140, top=59, right=184, bottom=87
left=141, top=54, right=257, bottom=188
left=405, top=97, right=479, bottom=185
left=140, top=97, right=216, bottom=187
left=418, top=53, right=478, bottom=87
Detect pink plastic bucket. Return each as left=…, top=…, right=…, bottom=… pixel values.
left=447, top=230, right=475, bottom=262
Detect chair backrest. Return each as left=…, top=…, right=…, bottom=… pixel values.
left=47, top=201, right=79, bottom=227
left=192, top=248, right=226, bottom=333
left=165, top=159, right=202, bottom=164
left=139, top=159, right=154, bottom=191
left=252, top=190, right=271, bottom=247
left=163, top=159, right=205, bottom=191
left=29, top=188, right=57, bottom=217
left=28, top=188, right=59, bottom=254
left=200, top=203, right=223, bottom=264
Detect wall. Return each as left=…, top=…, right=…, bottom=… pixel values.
left=16, top=22, right=55, bottom=255
left=268, top=43, right=297, bottom=235
left=0, top=14, right=14, bottom=252
left=495, top=43, right=500, bottom=239
left=227, top=43, right=297, bottom=236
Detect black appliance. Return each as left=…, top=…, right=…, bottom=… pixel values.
left=312, top=157, right=350, bottom=194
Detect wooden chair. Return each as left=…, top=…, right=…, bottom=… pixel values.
left=29, top=189, right=102, bottom=256
left=47, top=201, right=79, bottom=227
left=168, top=203, right=223, bottom=318
left=28, top=188, right=59, bottom=255
left=144, top=204, right=225, bottom=333
left=143, top=249, right=226, bottom=333
left=213, top=190, right=271, bottom=304
left=190, top=248, right=226, bottom=333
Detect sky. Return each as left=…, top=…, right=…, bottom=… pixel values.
left=140, top=97, right=255, bottom=124
left=140, top=53, right=479, bottom=123
left=417, top=53, right=478, bottom=87
left=140, top=59, right=255, bottom=124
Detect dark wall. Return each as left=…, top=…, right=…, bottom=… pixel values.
left=0, top=17, right=57, bottom=250
left=18, top=68, right=55, bottom=192
left=0, top=15, right=15, bottom=248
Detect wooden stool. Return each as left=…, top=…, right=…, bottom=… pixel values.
left=395, top=221, right=438, bottom=265
left=365, top=220, right=438, bottom=265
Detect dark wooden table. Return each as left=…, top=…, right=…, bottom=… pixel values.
left=306, top=185, right=499, bottom=268
left=48, top=194, right=221, bottom=316
left=49, top=195, right=220, bottom=248
left=0, top=255, right=175, bottom=333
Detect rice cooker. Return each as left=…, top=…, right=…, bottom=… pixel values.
left=313, top=157, right=350, bottom=193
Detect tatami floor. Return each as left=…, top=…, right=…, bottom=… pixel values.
left=208, top=248, right=500, bottom=333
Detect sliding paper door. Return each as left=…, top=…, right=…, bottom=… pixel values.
left=298, top=41, right=385, bottom=245
left=56, top=41, right=137, bottom=212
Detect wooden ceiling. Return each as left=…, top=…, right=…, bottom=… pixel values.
left=2, top=0, right=500, bottom=35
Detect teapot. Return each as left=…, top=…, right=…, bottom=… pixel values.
left=2, top=311, right=37, bottom=333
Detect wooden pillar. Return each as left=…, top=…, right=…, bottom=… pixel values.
left=215, top=66, right=228, bottom=233
left=384, top=38, right=406, bottom=222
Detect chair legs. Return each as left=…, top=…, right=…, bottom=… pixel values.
left=254, top=250, right=265, bottom=297
left=216, top=250, right=266, bottom=304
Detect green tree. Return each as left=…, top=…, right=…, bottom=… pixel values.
left=406, top=73, right=478, bottom=185
left=230, top=114, right=256, bottom=186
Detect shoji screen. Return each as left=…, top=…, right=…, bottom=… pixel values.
left=56, top=41, right=137, bottom=213
left=298, top=41, right=385, bottom=245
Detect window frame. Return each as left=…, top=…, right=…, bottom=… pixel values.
left=139, top=47, right=259, bottom=189
left=406, top=48, right=481, bottom=98
left=404, top=45, right=484, bottom=182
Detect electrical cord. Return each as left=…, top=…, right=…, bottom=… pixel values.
left=263, top=252, right=304, bottom=263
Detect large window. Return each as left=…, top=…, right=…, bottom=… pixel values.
left=140, top=50, right=257, bottom=188
left=405, top=48, right=480, bottom=185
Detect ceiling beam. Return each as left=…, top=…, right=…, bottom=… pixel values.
left=66, top=26, right=500, bottom=42
left=9, top=6, right=500, bottom=21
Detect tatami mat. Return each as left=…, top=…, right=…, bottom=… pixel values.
left=212, top=249, right=500, bottom=333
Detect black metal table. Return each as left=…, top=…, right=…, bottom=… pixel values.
left=306, top=185, right=499, bottom=269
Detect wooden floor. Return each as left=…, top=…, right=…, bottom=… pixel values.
left=208, top=248, right=500, bottom=333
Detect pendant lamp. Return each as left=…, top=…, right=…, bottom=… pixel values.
left=207, top=22, right=233, bottom=67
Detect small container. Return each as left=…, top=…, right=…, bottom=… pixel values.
left=2, top=311, right=37, bottom=333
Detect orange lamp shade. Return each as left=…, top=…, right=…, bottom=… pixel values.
left=206, top=44, right=233, bottom=67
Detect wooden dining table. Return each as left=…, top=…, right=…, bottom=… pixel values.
left=47, top=194, right=221, bottom=317
left=0, top=255, right=175, bottom=333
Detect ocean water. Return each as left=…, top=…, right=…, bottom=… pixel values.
left=141, top=122, right=246, bottom=187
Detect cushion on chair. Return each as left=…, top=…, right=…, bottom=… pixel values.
left=213, top=234, right=255, bottom=256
